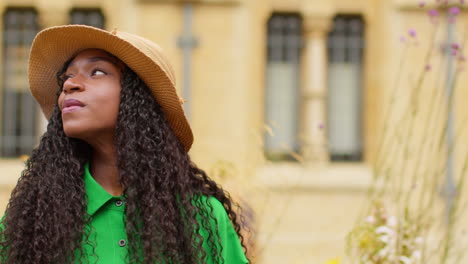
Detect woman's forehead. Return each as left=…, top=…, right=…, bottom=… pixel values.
left=67, top=49, right=123, bottom=69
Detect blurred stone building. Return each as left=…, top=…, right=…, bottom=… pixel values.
left=0, top=0, right=466, bottom=263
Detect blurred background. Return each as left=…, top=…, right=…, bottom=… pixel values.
left=0, top=0, right=467, bottom=263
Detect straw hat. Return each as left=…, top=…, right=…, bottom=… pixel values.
left=28, top=25, right=193, bottom=152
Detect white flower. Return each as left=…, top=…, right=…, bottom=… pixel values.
left=365, top=215, right=376, bottom=224
left=412, top=250, right=422, bottom=260
left=380, top=234, right=390, bottom=243
left=376, top=225, right=395, bottom=236
left=377, top=248, right=389, bottom=257
left=399, top=255, right=412, bottom=264
left=387, top=216, right=398, bottom=227
left=414, top=236, right=423, bottom=245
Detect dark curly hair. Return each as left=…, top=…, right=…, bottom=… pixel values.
left=0, top=54, right=248, bottom=263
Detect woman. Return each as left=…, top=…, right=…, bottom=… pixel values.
left=0, top=25, right=249, bottom=264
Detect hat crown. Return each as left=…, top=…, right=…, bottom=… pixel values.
left=116, top=31, right=177, bottom=87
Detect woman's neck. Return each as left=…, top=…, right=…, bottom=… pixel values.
left=89, top=144, right=123, bottom=196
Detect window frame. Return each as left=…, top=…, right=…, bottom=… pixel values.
left=264, top=13, right=303, bottom=162
left=0, top=7, right=40, bottom=158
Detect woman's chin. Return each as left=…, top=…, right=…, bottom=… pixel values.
left=63, top=126, right=87, bottom=140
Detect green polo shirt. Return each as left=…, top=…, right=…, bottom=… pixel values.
left=81, top=163, right=248, bottom=263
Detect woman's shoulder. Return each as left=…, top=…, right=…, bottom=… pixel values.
left=194, top=196, right=249, bottom=263
left=194, top=195, right=228, bottom=220
left=192, top=195, right=237, bottom=236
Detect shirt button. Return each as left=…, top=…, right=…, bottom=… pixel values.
left=115, top=200, right=123, bottom=207
left=119, top=239, right=126, bottom=247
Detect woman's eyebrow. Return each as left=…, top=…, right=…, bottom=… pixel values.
left=87, top=56, right=119, bottom=65
left=67, top=56, right=120, bottom=68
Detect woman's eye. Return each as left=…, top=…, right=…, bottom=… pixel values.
left=92, top=69, right=106, bottom=76
left=62, top=74, right=72, bottom=82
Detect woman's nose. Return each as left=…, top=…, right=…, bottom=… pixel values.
left=62, top=75, right=85, bottom=94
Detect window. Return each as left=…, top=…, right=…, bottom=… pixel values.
left=1, top=8, right=39, bottom=157
left=70, top=8, right=105, bottom=28
left=264, top=13, right=302, bottom=161
left=327, top=15, right=364, bottom=161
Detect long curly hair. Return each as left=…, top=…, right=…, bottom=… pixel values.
left=0, top=55, right=248, bottom=263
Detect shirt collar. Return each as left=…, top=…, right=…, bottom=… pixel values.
left=84, top=162, right=122, bottom=216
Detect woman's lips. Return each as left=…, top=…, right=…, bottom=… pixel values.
left=62, top=105, right=83, bottom=114
left=62, top=99, right=85, bottom=114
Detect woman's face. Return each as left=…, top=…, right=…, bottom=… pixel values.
left=58, top=49, right=123, bottom=142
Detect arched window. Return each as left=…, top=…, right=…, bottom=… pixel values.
left=327, top=15, right=364, bottom=161
left=1, top=8, right=39, bottom=157
left=70, top=8, right=105, bottom=29
left=265, top=13, right=302, bottom=161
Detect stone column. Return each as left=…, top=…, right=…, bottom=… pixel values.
left=300, top=16, right=331, bottom=165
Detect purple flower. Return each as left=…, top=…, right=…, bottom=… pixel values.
left=449, top=6, right=460, bottom=16
left=461, top=0, right=465, bottom=4
left=318, top=123, right=325, bottom=129
left=419, top=1, right=426, bottom=7
left=451, top=43, right=460, bottom=50
left=408, top=28, right=417, bottom=38
left=425, top=64, right=432, bottom=71
left=428, top=9, right=439, bottom=17
left=428, top=9, right=440, bottom=24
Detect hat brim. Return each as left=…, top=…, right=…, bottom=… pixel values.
left=29, top=25, right=193, bottom=152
